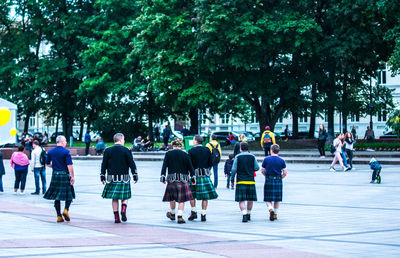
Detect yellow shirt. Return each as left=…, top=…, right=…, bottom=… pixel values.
left=260, top=130, right=276, bottom=147
left=206, top=140, right=222, bottom=156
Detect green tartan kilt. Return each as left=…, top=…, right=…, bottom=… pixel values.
left=102, top=181, right=132, bottom=200
left=235, top=184, right=257, bottom=202
left=191, top=176, right=218, bottom=200
left=264, top=178, right=283, bottom=202
left=44, top=171, right=75, bottom=201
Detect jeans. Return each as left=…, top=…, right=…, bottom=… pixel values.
left=0, top=175, right=3, bottom=192
left=210, top=164, right=218, bottom=188
left=14, top=169, right=28, bottom=190
left=340, top=151, right=348, bottom=167
left=345, top=149, right=353, bottom=168
left=85, top=142, right=90, bottom=155
left=372, top=169, right=381, bottom=181
left=34, top=167, right=47, bottom=193
left=226, top=174, right=231, bottom=188
left=263, top=143, right=273, bottom=156
left=318, top=139, right=326, bottom=156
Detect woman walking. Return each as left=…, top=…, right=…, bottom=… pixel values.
left=10, top=146, right=30, bottom=194
left=329, top=133, right=350, bottom=172
left=344, top=132, right=355, bottom=169
left=317, top=124, right=328, bottom=158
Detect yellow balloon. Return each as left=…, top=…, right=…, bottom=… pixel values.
left=10, top=128, right=17, bottom=136
left=0, top=107, right=11, bottom=126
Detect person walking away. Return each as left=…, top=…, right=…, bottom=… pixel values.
left=233, top=134, right=246, bottom=157
left=188, top=136, right=218, bottom=222
left=84, top=131, right=91, bottom=155
left=0, top=152, right=5, bottom=193
left=154, top=124, right=160, bottom=142
left=351, top=125, right=357, bottom=140
left=284, top=125, right=290, bottom=141
left=260, top=126, right=276, bottom=156
left=231, top=142, right=260, bottom=222
left=364, top=126, right=375, bottom=141
left=162, top=125, right=171, bottom=150
left=261, top=144, right=287, bottom=221
left=31, top=140, right=47, bottom=195
left=161, top=138, right=196, bottom=224
left=44, top=135, right=75, bottom=223
left=206, top=134, right=222, bottom=188
left=344, top=132, right=355, bottom=169
left=224, top=154, right=234, bottom=189
left=317, top=124, right=328, bottom=158
left=329, top=133, right=350, bottom=172
left=10, top=145, right=30, bottom=194
left=101, top=133, right=138, bottom=223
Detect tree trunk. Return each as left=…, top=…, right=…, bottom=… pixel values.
left=79, top=116, right=84, bottom=141
left=327, top=106, right=334, bottom=138
left=292, top=111, right=299, bottom=139
left=55, top=113, right=60, bottom=135
left=62, top=113, right=73, bottom=141
left=147, top=90, right=154, bottom=140
left=309, top=82, right=317, bottom=138
left=23, top=113, right=31, bottom=133
left=342, top=77, right=348, bottom=133
left=189, top=108, right=198, bottom=134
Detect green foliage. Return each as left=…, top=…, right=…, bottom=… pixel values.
left=387, top=109, right=400, bottom=136
left=354, top=142, right=400, bottom=150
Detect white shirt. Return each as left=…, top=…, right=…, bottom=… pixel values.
left=333, top=138, right=342, bottom=153
left=31, top=147, right=44, bottom=169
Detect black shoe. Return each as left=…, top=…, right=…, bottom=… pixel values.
left=31, top=192, right=39, bottom=195
left=269, top=209, right=275, bottom=221
left=246, top=214, right=251, bottom=221
left=177, top=216, right=186, bottom=224
left=201, top=214, right=206, bottom=222
left=188, top=211, right=198, bottom=221
left=121, top=211, right=127, bottom=222
left=166, top=212, right=175, bottom=221
left=242, top=214, right=248, bottom=223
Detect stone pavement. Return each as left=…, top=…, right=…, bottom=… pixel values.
left=0, top=160, right=400, bottom=257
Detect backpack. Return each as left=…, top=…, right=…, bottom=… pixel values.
left=39, top=147, right=47, bottom=166
left=210, top=143, right=221, bottom=165
left=263, top=133, right=272, bottom=144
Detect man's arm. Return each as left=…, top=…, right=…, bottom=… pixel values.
left=282, top=168, right=287, bottom=178
left=253, top=156, right=260, bottom=171
left=68, top=165, right=75, bottom=185
left=230, top=157, right=238, bottom=179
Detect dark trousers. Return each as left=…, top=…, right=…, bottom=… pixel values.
left=0, top=175, right=3, bottom=192
left=345, top=149, right=353, bottom=168
left=85, top=142, right=90, bottom=155
left=33, top=167, right=47, bottom=193
left=372, top=169, right=381, bottom=181
left=210, top=164, right=218, bottom=188
left=163, top=137, right=169, bottom=147
left=226, top=174, right=231, bottom=188
left=14, top=169, right=28, bottom=190
left=318, top=139, right=326, bottom=156
left=264, top=143, right=272, bottom=156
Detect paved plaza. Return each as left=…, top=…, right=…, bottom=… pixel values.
left=0, top=159, right=400, bottom=257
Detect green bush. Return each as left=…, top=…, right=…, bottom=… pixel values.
left=354, top=142, right=400, bottom=150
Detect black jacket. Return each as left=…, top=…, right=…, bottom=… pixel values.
left=224, top=159, right=234, bottom=175
left=188, top=145, right=212, bottom=169
left=161, top=149, right=195, bottom=177
left=100, top=144, right=137, bottom=182
left=231, top=151, right=260, bottom=182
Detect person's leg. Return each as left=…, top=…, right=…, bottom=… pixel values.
left=213, top=165, right=218, bottom=188
left=0, top=175, right=3, bottom=192
left=317, top=140, right=323, bottom=156
left=239, top=201, right=248, bottom=222
left=20, top=170, right=28, bottom=192
left=227, top=174, right=231, bottom=188
left=40, top=167, right=47, bottom=193
left=85, top=142, right=89, bottom=155
left=121, top=199, right=128, bottom=222
left=341, top=151, right=348, bottom=167
left=55, top=200, right=63, bottom=222
left=273, top=202, right=280, bottom=220
left=112, top=199, right=120, bottom=223
left=246, top=201, right=253, bottom=221
left=330, top=155, right=338, bottom=169
left=201, top=200, right=208, bottom=221
left=62, top=200, right=72, bottom=221
left=337, top=152, right=345, bottom=168
left=321, top=140, right=326, bottom=156
left=177, top=202, right=185, bottom=223
left=188, top=199, right=197, bottom=220
left=33, top=168, right=40, bottom=193
left=371, top=170, right=377, bottom=182
left=14, top=170, right=21, bottom=192
left=264, top=146, right=268, bottom=156
left=347, top=150, right=353, bottom=168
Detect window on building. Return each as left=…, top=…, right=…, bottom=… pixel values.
left=201, top=113, right=207, bottom=124
left=29, top=117, right=36, bottom=127
left=299, top=115, right=308, bottom=123
left=221, top=113, right=230, bottom=124
left=350, top=113, right=360, bottom=122
left=377, top=110, right=387, bottom=122
left=324, top=112, right=328, bottom=122
left=377, top=69, right=387, bottom=85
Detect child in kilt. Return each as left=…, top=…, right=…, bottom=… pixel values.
left=188, top=136, right=218, bottom=222
left=161, top=138, right=196, bottom=224
left=231, top=142, right=260, bottom=222
left=43, top=136, right=75, bottom=223
left=101, top=133, right=138, bottom=223
left=224, top=154, right=234, bottom=189
left=261, top=144, right=287, bottom=221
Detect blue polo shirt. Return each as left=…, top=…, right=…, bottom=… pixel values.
left=46, top=146, right=73, bottom=172
left=261, top=155, right=286, bottom=177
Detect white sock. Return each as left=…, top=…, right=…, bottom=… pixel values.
left=170, top=209, right=175, bottom=215
left=201, top=209, right=206, bottom=215
left=242, top=210, right=247, bottom=215
left=191, top=207, right=197, bottom=212
left=267, top=205, right=273, bottom=212
left=274, top=208, right=278, bottom=214
left=247, top=210, right=251, bottom=215
left=177, top=210, right=183, bottom=216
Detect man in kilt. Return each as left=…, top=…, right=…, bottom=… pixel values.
left=101, top=133, right=138, bottom=223
left=161, top=138, right=196, bottom=224
left=188, top=136, right=218, bottom=222
left=231, top=142, right=260, bottom=222
left=44, top=135, right=75, bottom=223
left=261, top=144, right=287, bottom=221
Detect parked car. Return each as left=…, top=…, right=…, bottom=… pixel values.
left=379, top=131, right=399, bottom=139
left=50, top=131, right=79, bottom=142
left=237, top=131, right=255, bottom=142
left=32, top=132, right=44, bottom=143
left=211, top=131, right=239, bottom=141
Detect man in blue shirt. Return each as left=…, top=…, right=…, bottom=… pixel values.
left=84, top=131, right=91, bottom=155
left=44, top=135, right=75, bottom=223
left=261, top=144, right=287, bottom=221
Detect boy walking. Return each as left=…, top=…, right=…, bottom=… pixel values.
left=261, top=144, right=287, bottom=221
left=231, top=142, right=260, bottom=222
left=31, top=140, right=47, bottom=195
left=224, top=154, right=234, bottom=189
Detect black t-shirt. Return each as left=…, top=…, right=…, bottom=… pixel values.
left=188, top=145, right=213, bottom=169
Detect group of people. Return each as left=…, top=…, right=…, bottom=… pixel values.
left=132, top=136, right=154, bottom=152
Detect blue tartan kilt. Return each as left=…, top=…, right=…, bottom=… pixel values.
left=264, top=178, right=283, bottom=202
left=102, top=181, right=131, bottom=200
left=235, top=184, right=257, bottom=202
left=163, top=181, right=193, bottom=203
left=44, top=171, right=75, bottom=201
left=191, top=176, right=218, bottom=200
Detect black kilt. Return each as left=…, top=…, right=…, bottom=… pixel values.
left=163, top=181, right=194, bottom=202
left=44, top=171, right=75, bottom=201
left=263, top=177, right=282, bottom=202
left=235, top=184, right=257, bottom=202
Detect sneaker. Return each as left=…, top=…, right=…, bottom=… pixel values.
left=329, top=168, right=335, bottom=172
left=177, top=216, right=186, bottom=224
left=269, top=209, right=275, bottom=221
left=370, top=180, right=375, bottom=184
left=242, top=215, right=248, bottom=223
left=344, top=167, right=351, bottom=171
left=57, top=215, right=64, bottom=223
left=201, top=214, right=206, bottom=222
left=321, top=156, right=325, bottom=158
left=19, top=191, right=25, bottom=195
left=31, top=192, right=40, bottom=195
left=166, top=212, right=175, bottom=221
left=62, top=209, right=70, bottom=221
left=188, top=211, right=197, bottom=221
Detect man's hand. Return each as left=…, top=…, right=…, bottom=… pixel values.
left=102, top=180, right=105, bottom=185
left=70, top=176, right=75, bottom=185
left=282, top=169, right=287, bottom=179
left=225, top=174, right=227, bottom=178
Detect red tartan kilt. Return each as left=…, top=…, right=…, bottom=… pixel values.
left=162, top=181, right=194, bottom=202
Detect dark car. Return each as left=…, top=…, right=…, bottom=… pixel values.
left=379, top=131, right=399, bottom=139
left=211, top=131, right=239, bottom=141
left=50, top=131, right=79, bottom=142
left=32, top=132, right=44, bottom=143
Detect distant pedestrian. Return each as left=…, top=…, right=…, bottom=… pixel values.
left=224, top=154, right=234, bottom=189
left=329, top=133, right=351, bottom=172
left=84, top=131, right=91, bottom=155
left=206, top=134, right=222, bottom=188
left=162, top=125, right=171, bottom=149
left=181, top=126, right=190, bottom=137
left=101, top=133, right=138, bottom=223
left=44, top=135, right=75, bottom=223
left=317, top=124, right=328, bottom=158
left=351, top=125, right=357, bottom=140
left=344, top=132, right=355, bottom=169
left=261, top=126, right=276, bottom=156
left=10, top=145, right=30, bottom=194
left=364, top=126, right=375, bottom=141
left=95, top=137, right=106, bottom=155
left=231, top=142, right=260, bottom=223
left=0, top=152, right=5, bottom=193
left=261, top=144, right=287, bottom=221
left=161, top=138, right=195, bottom=224
left=283, top=125, right=290, bottom=141
left=233, top=134, right=246, bottom=157
left=154, top=124, right=160, bottom=142
left=30, top=140, right=47, bottom=195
